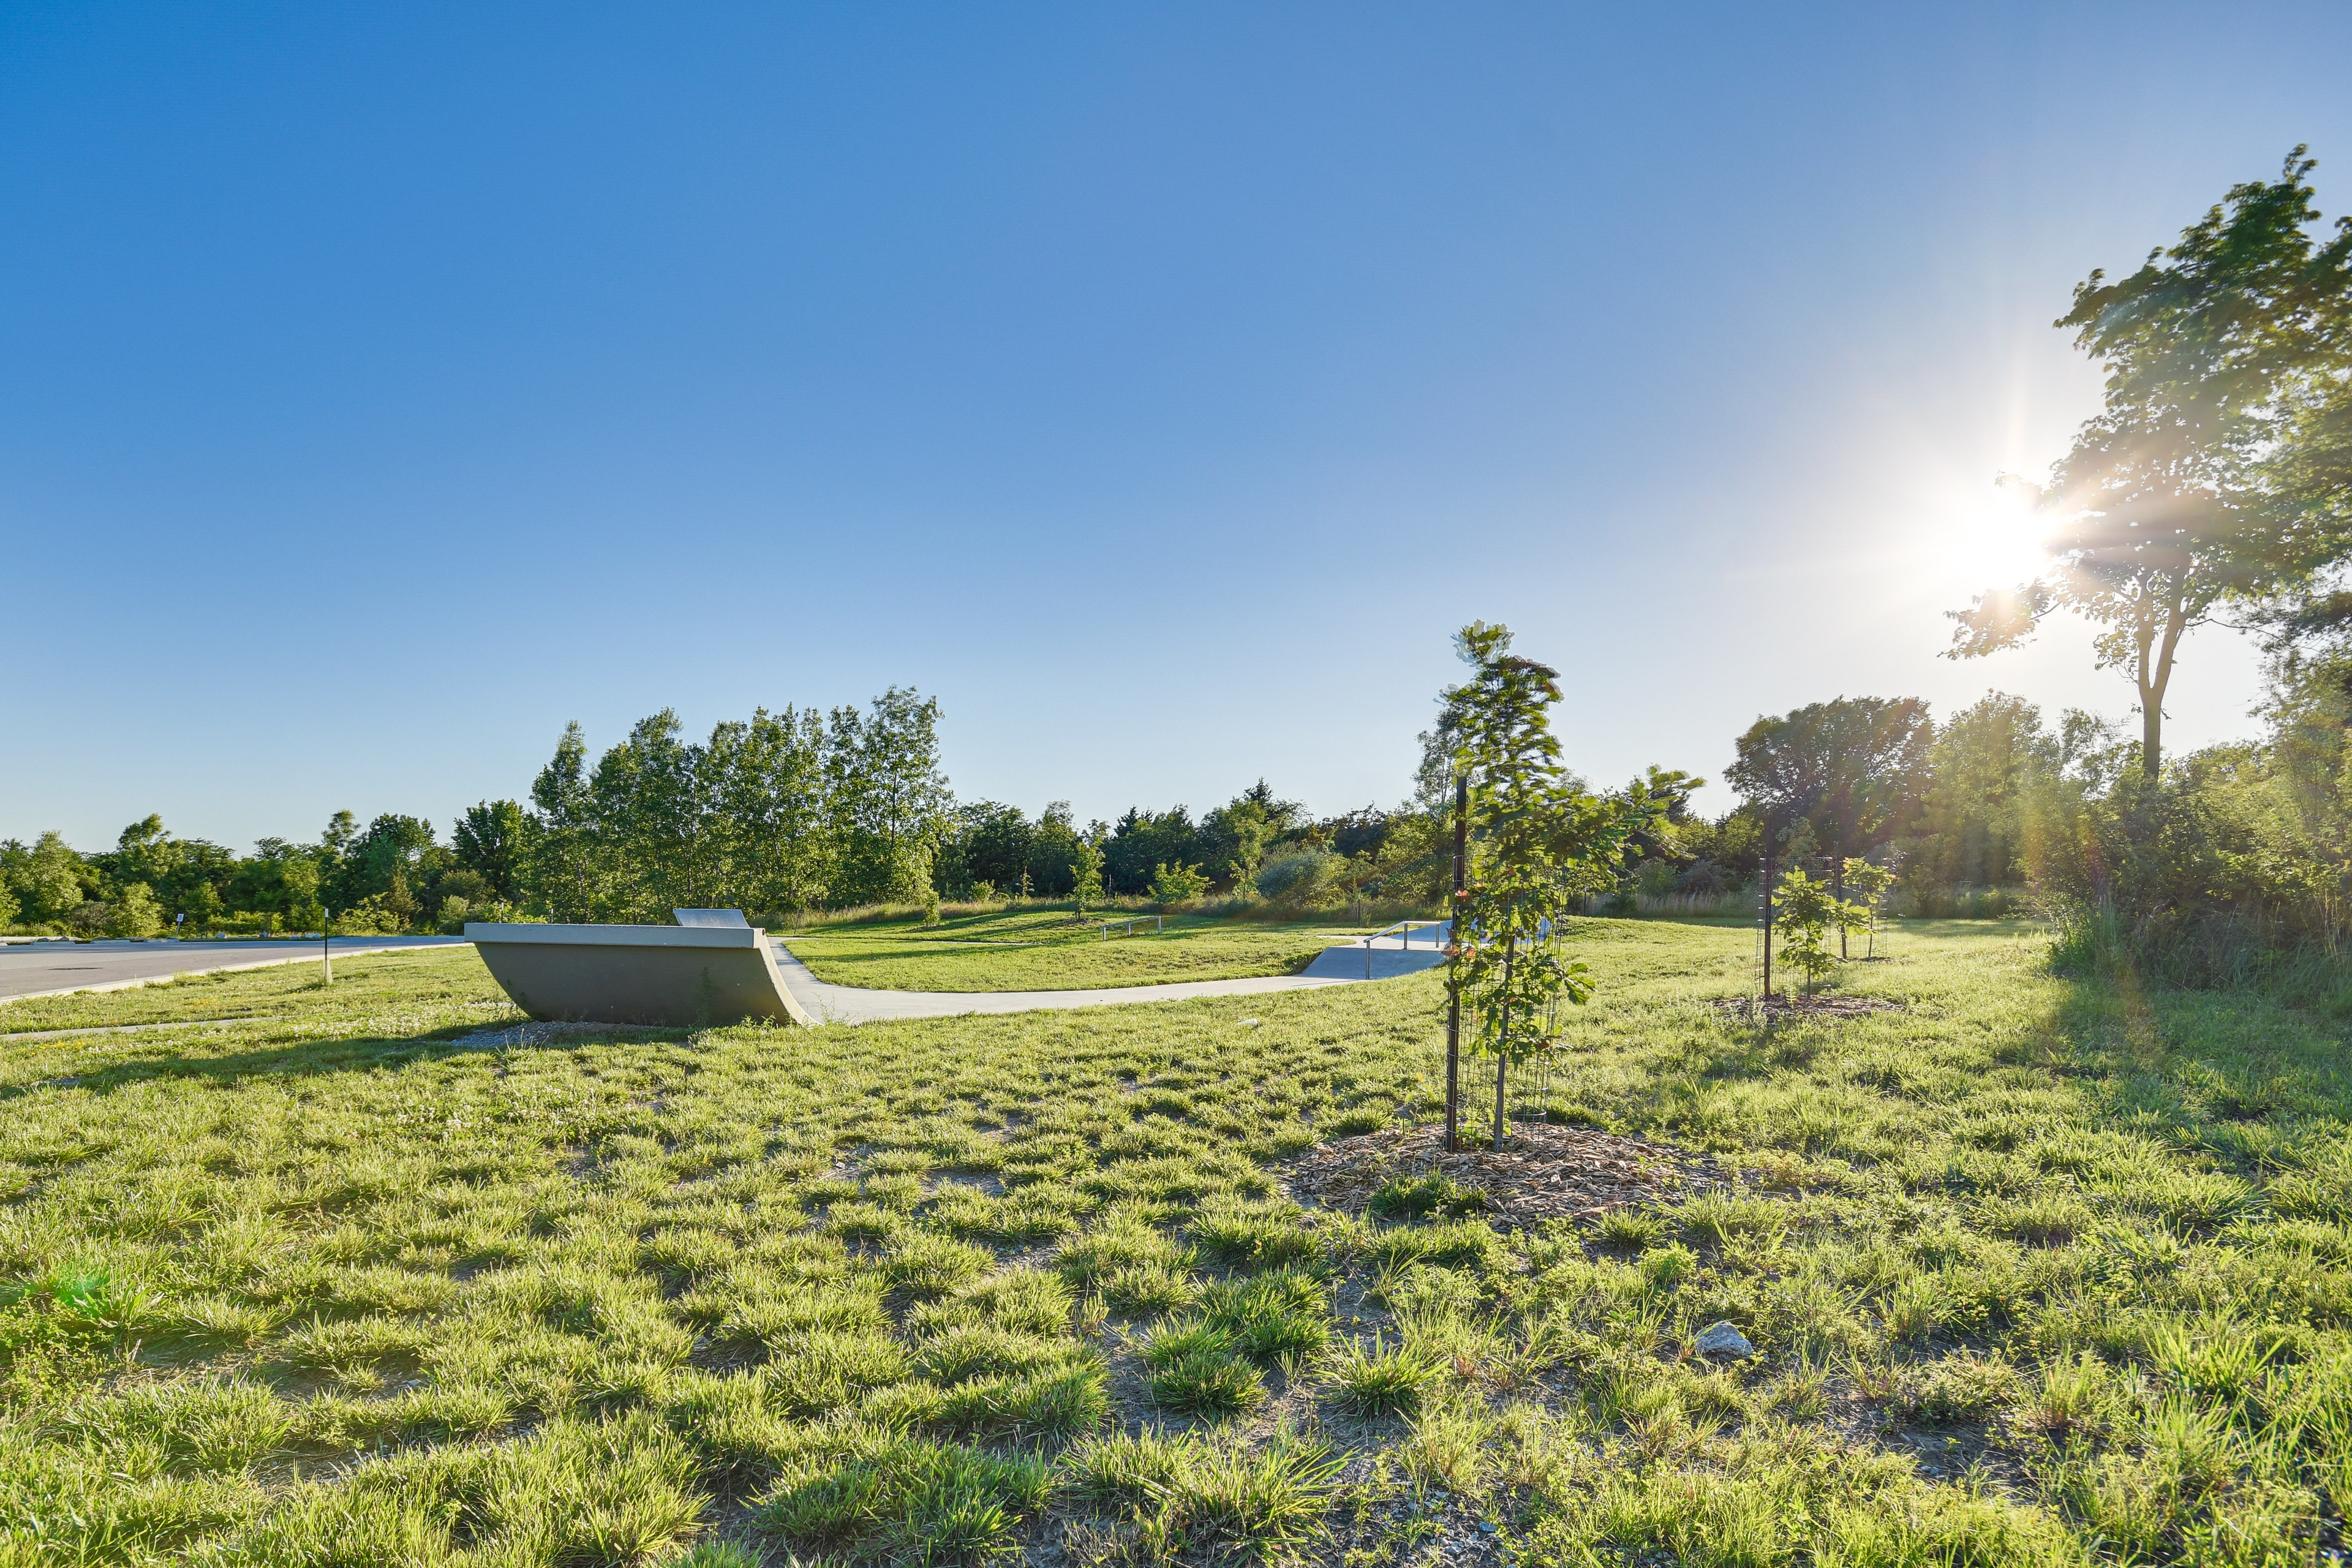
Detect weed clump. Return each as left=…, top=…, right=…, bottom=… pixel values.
left=1368, top=1172, right=1489, bottom=1220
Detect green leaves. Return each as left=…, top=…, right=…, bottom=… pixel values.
left=1949, top=150, right=2352, bottom=775
left=1435, top=621, right=1658, bottom=1068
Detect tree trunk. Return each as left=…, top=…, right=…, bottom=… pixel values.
left=1833, top=858, right=1847, bottom=961
left=2138, top=582, right=2191, bottom=781
left=1493, top=937, right=1514, bottom=1151
left=1444, top=777, right=1468, bottom=1153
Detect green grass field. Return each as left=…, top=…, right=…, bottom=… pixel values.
left=5, top=918, right=2352, bottom=1564
left=778, top=908, right=1351, bottom=991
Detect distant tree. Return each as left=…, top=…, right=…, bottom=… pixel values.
left=1728, top=697, right=1932, bottom=863
left=281, top=856, right=324, bottom=932
left=1621, top=766, right=1707, bottom=870
left=1324, top=807, right=1393, bottom=862
left=952, top=802, right=1033, bottom=896
left=1025, top=803, right=1088, bottom=897
left=1200, top=790, right=1283, bottom=891
left=710, top=706, right=831, bottom=918
left=1949, top=151, right=2352, bottom=778
left=0, top=878, right=17, bottom=930
left=1104, top=806, right=1202, bottom=897
left=1151, top=862, right=1209, bottom=905
left=108, top=882, right=164, bottom=940
left=530, top=722, right=599, bottom=921
left=336, top=815, right=437, bottom=910
left=591, top=709, right=714, bottom=918
left=827, top=687, right=951, bottom=906
left=1841, top=857, right=1897, bottom=959
left=1913, top=693, right=2061, bottom=891
left=454, top=800, right=535, bottom=902
left=13, top=832, right=89, bottom=924
left=108, top=815, right=173, bottom=887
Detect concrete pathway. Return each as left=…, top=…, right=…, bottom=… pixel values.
left=770, top=934, right=1446, bottom=1024
left=0, top=937, right=470, bottom=1005
left=0, top=928, right=1447, bottom=1025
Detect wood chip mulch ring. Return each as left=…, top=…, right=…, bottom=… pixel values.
left=1710, top=993, right=1907, bottom=1022
left=1283, top=1121, right=1724, bottom=1231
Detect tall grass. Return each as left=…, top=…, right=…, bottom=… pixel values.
left=2052, top=896, right=2352, bottom=1012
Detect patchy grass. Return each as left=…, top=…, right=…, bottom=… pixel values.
left=778, top=907, right=1351, bottom=991
left=7, top=920, right=2352, bottom=1564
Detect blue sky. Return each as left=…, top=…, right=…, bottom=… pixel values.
left=7, top=3, right=2352, bottom=851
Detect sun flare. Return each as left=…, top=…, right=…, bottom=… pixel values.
left=1923, top=481, right=2052, bottom=597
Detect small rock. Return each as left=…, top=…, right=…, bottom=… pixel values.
left=1692, top=1321, right=1756, bottom=1359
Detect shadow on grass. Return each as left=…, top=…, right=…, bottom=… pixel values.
left=2041, top=963, right=2352, bottom=1164
left=0, top=1019, right=696, bottom=1101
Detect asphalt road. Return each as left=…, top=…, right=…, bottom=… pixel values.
left=0, top=936, right=470, bottom=1003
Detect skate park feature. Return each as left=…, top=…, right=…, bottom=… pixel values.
left=466, top=912, right=812, bottom=1027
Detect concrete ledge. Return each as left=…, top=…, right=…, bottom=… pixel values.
left=466, top=922, right=809, bottom=1028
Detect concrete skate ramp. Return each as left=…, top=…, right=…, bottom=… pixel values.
left=1300, top=943, right=1450, bottom=981
left=1299, top=921, right=1452, bottom=981
left=466, top=921, right=810, bottom=1028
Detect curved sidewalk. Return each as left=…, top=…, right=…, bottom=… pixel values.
left=769, top=938, right=1444, bottom=1024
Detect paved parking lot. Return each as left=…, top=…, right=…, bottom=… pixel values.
left=0, top=936, right=469, bottom=1002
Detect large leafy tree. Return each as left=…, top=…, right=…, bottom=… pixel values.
left=826, top=687, right=951, bottom=907
left=454, top=800, right=537, bottom=903
left=590, top=710, right=719, bottom=919
left=1726, top=696, right=1932, bottom=861
left=530, top=722, right=600, bottom=921
left=334, top=814, right=437, bottom=911
left=1950, top=151, right=2352, bottom=777
left=707, top=706, right=831, bottom=916
left=1913, top=693, right=2062, bottom=891
left=946, top=802, right=1035, bottom=895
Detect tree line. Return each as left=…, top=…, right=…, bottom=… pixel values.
left=0, top=687, right=1428, bottom=937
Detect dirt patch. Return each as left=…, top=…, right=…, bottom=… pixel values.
left=1283, top=1121, right=1724, bottom=1230
left=1711, top=993, right=1906, bottom=1022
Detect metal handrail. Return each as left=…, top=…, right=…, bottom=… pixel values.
left=1099, top=916, right=1165, bottom=941
left=1346, top=918, right=1452, bottom=978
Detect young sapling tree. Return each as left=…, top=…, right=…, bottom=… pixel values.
left=1072, top=842, right=1104, bottom=919
left=1841, top=856, right=1896, bottom=959
left=1151, top=862, right=1208, bottom=906
left=1434, top=622, right=1660, bottom=1149
left=1773, top=865, right=1871, bottom=994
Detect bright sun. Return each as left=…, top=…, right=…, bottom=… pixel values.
left=1924, top=482, right=2051, bottom=597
